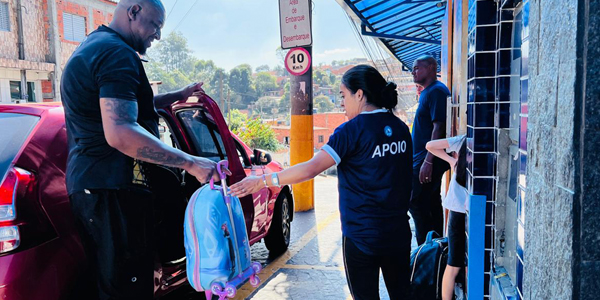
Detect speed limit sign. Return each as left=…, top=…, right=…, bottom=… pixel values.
left=285, top=47, right=311, bottom=76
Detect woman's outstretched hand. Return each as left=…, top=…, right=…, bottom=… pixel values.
left=230, top=175, right=263, bottom=198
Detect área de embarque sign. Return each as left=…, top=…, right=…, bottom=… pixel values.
left=279, top=0, right=312, bottom=49
left=285, top=47, right=311, bottom=76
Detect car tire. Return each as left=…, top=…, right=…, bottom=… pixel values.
left=265, top=192, right=291, bottom=255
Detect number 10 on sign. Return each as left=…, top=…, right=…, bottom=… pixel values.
left=285, top=47, right=311, bottom=76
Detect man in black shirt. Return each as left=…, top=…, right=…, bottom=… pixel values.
left=61, top=0, right=221, bottom=298
left=409, top=55, right=451, bottom=245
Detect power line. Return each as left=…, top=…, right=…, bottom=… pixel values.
left=172, top=0, right=200, bottom=32
left=166, top=0, right=180, bottom=21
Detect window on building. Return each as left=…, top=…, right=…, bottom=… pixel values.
left=284, top=136, right=290, bottom=144
left=0, top=1, right=9, bottom=32
left=9, top=81, right=20, bottom=100
left=63, top=12, right=86, bottom=42
left=318, top=135, right=324, bottom=143
left=9, top=81, right=37, bottom=102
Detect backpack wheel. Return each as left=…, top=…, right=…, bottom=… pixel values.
left=250, top=275, right=260, bottom=287
left=225, top=285, right=236, bottom=298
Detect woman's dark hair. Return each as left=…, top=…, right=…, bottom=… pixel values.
left=455, top=138, right=468, bottom=188
left=342, top=65, right=398, bottom=110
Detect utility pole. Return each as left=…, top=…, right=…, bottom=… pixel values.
left=219, top=72, right=223, bottom=109
left=279, top=0, right=314, bottom=211
left=289, top=46, right=313, bottom=211
left=16, top=0, right=27, bottom=103
left=227, top=89, right=231, bottom=124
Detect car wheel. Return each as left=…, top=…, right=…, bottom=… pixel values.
left=265, top=192, right=291, bottom=255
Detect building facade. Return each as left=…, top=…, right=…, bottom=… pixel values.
left=337, top=0, right=599, bottom=298
left=0, top=0, right=116, bottom=103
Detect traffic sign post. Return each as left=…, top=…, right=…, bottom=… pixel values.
left=285, top=47, right=311, bottom=76
left=279, top=0, right=312, bottom=49
left=280, top=0, right=314, bottom=212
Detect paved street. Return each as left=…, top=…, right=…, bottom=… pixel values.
left=166, top=175, right=417, bottom=300
left=235, top=175, right=418, bottom=300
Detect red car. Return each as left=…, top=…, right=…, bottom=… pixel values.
left=0, top=94, right=293, bottom=299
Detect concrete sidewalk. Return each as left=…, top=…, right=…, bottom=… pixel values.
left=235, top=176, right=418, bottom=300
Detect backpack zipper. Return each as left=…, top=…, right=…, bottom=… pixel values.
left=410, top=244, right=426, bottom=282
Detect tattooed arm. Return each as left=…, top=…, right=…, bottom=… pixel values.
left=100, top=97, right=219, bottom=183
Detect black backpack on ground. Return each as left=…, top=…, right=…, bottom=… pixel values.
left=410, top=231, right=448, bottom=300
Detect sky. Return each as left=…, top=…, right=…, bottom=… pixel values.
left=157, top=0, right=368, bottom=71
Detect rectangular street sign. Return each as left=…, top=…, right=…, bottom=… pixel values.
left=279, top=0, right=312, bottom=49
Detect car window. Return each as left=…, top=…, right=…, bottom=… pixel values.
left=158, top=117, right=177, bottom=148
left=234, top=139, right=251, bottom=167
left=0, top=113, right=39, bottom=181
left=178, top=109, right=226, bottom=162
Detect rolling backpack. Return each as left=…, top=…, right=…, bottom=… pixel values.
left=410, top=231, right=449, bottom=300
left=184, top=161, right=262, bottom=300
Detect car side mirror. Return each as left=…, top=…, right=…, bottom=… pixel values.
left=252, top=149, right=272, bottom=166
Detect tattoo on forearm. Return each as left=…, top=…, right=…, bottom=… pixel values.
left=104, top=98, right=137, bottom=125
left=137, top=146, right=186, bottom=166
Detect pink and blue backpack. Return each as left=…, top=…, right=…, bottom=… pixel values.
left=184, top=161, right=261, bottom=299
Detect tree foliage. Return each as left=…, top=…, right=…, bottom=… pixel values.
left=313, top=69, right=331, bottom=86
left=254, top=72, right=279, bottom=97
left=229, top=64, right=256, bottom=108
left=314, top=95, right=335, bottom=113
left=229, top=110, right=280, bottom=151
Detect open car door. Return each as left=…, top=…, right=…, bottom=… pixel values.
left=156, top=94, right=255, bottom=237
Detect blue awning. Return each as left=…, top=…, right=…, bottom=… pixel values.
left=336, top=0, right=446, bottom=71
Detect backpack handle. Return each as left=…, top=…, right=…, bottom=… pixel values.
left=209, top=160, right=229, bottom=190
left=426, top=231, right=440, bottom=243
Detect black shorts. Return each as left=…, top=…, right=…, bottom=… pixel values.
left=69, top=185, right=155, bottom=300
left=447, top=211, right=466, bottom=267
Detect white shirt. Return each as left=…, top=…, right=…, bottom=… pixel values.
left=443, top=173, right=469, bottom=213
left=442, top=134, right=468, bottom=212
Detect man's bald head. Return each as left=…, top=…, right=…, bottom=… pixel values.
left=117, top=0, right=165, bottom=12
left=109, top=0, right=165, bottom=54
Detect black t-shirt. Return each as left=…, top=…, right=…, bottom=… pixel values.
left=322, top=109, right=413, bottom=255
left=61, top=25, right=159, bottom=195
left=411, top=81, right=450, bottom=168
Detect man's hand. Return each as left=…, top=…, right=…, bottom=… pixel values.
left=419, top=161, right=433, bottom=184
left=186, top=156, right=231, bottom=184
left=174, top=82, right=204, bottom=105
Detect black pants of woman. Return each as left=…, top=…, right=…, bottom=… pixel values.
left=342, top=237, right=415, bottom=300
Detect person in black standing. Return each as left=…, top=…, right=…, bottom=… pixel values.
left=409, top=55, right=451, bottom=245
left=61, top=0, right=222, bottom=299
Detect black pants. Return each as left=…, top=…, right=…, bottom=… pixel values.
left=342, top=237, right=414, bottom=300
left=447, top=211, right=466, bottom=267
left=69, top=186, right=155, bottom=300
left=409, top=160, right=449, bottom=245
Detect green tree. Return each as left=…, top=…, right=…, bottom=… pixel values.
left=255, top=65, right=270, bottom=73
left=206, top=67, right=229, bottom=102
left=229, top=64, right=256, bottom=108
left=314, top=95, right=335, bottom=113
left=149, top=31, right=196, bottom=74
left=254, top=96, right=280, bottom=116
left=254, top=72, right=278, bottom=97
left=313, top=69, right=331, bottom=86
left=279, top=81, right=291, bottom=114
left=227, top=109, right=248, bottom=132
left=232, top=117, right=281, bottom=151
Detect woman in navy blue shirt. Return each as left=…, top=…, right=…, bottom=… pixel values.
left=231, top=65, right=414, bottom=300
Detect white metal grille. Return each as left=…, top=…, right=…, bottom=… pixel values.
left=63, top=12, right=86, bottom=42
left=0, top=2, right=9, bottom=32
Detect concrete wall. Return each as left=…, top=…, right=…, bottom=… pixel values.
left=525, top=0, right=600, bottom=299
left=0, top=0, right=50, bottom=61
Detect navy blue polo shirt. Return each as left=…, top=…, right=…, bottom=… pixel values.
left=322, top=109, right=413, bottom=255
left=412, top=81, right=450, bottom=168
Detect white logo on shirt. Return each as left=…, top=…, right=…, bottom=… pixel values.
left=371, top=140, right=407, bottom=158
